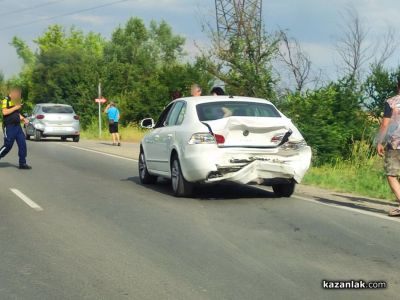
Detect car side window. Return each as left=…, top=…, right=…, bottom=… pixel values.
left=165, top=102, right=185, bottom=127
left=175, top=103, right=186, bottom=125
left=154, top=104, right=174, bottom=128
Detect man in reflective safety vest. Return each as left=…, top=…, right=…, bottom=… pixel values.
left=0, top=87, right=31, bottom=169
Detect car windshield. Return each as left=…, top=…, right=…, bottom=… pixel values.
left=42, top=106, right=74, bottom=114
left=196, top=101, right=281, bottom=121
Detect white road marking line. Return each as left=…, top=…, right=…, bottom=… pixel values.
left=10, top=188, right=43, bottom=212
left=294, top=195, right=400, bottom=224
left=59, top=144, right=138, bottom=162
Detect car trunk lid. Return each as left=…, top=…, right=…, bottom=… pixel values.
left=205, top=117, right=291, bottom=148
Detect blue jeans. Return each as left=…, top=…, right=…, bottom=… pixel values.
left=0, top=124, right=27, bottom=165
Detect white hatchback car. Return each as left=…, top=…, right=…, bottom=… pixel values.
left=139, top=96, right=312, bottom=197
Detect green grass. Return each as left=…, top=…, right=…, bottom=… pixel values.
left=303, top=141, right=394, bottom=201
left=80, top=124, right=146, bottom=143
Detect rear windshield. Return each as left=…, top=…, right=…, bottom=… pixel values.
left=42, top=106, right=74, bottom=114
left=196, top=101, right=281, bottom=121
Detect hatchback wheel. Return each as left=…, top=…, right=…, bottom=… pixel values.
left=25, top=132, right=31, bottom=140
left=139, top=151, right=157, bottom=184
left=73, top=136, right=80, bottom=143
left=272, top=180, right=296, bottom=197
left=34, top=130, right=42, bottom=141
left=61, top=137, right=67, bottom=142
left=171, top=155, right=193, bottom=197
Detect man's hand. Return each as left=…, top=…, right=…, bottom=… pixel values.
left=377, top=143, right=385, bottom=157
left=23, top=118, right=29, bottom=125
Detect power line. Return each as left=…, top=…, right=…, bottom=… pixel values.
left=0, top=1, right=65, bottom=17
left=0, top=0, right=130, bottom=32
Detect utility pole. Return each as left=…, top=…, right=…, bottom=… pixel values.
left=215, top=0, right=263, bottom=48
left=98, top=82, right=102, bottom=137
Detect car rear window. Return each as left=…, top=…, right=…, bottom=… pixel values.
left=196, top=101, right=281, bottom=121
left=42, top=106, right=74, bottom=114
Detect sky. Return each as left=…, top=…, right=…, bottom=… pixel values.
left=1, top=0, right=400, bottom=80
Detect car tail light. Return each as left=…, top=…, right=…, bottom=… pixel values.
left=74, top=115, right=80, bottom=120
left=281, top=140, right=308, bottom=150
left=271, top=134, right=284, bottom=143
left=36, top=114, right=45, bottom=120
left=188, top=133, right=216, bottom=144
left=214, top=134, right=225, bottom=144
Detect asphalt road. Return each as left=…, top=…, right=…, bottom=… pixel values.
left=0, top=139, right=400, bottom=300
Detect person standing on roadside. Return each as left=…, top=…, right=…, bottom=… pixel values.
left=377, top=79, right=400, bottom=216
left=0, top=87, right=31, bottom=169
left=104, top=101, right=121, bottom=146
left=191, top=84, right=202, bottom=97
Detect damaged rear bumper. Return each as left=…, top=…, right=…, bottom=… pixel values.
left=181, top=145, right=312, bottom=185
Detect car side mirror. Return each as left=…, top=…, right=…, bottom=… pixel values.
left=140, top=118, right=155, bottom=129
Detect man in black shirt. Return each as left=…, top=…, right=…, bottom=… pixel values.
left=0, top=87, right=31, bottom=169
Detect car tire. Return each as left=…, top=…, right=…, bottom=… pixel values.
left=138, top=150, right=157, bottom=184
left=61, top=137, right=67, bottom=142
left=26, top=133, right=30, bottom=140
left=73, top=136, right=80, bottom=143
left=34, top=130, right=42, bottom=141
left=171, top=155, right=193, bottom=197
left=272, top=180, right=296, bottom=198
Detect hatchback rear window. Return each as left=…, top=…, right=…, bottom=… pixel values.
left=196, top=101, right=281, bottom=121
left=42, top=106, right=74, bottom=114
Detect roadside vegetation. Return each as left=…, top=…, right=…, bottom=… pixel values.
left=303, top=141, right=393, bottom=200
left=80, top=123, right=145, bottom=143
left=1, top=7, right=400, bottom=199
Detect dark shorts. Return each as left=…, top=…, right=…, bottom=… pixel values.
left=109, top=122, right=119, bottom=134
left=384, top=149, right=400, bottom=176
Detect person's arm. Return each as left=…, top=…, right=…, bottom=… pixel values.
left=104, top=104, right=110, bottom=114
left=19, top=114, right=29, bottom=125
left=377, top=117, right=391, bottom=157
left=2, top=104, right=21, bottom=116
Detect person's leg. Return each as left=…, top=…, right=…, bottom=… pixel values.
left=15, top=125, right=27, bottom=165
left=112, top=133, right=116, bottom=144
left=115, top=123, right=120, bottom=145
left=0, top=125, right=17, bottom=160
left=387, top=176, right=400, bottom=202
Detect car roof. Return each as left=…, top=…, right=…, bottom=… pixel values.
left=37, top=103, right=72, bottom=107
left=173, top=96, right=274, bottom=106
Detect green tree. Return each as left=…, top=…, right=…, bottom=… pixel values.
left=103, top=17, right=212, bottom=123
left=364, top=64, right=400, bottom=120
left=201, top=25, right=280, bottom=99
left=280, top=77, right=370, bottom=163
left=27, top=26, right=106, bottom=127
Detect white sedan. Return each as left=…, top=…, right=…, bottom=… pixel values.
left=139, top=96, right=312, bottom=197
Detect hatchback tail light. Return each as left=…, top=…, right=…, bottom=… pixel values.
left=74, top=115, right=80, bottom=120
left=214, top=134, right=225, bottom=144
left=36, top=114, right=45, bottom=120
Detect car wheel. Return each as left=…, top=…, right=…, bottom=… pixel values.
left=34, top=130, right=42, bottom=141
left=272, top=180, right=296, bottom=197
left=73, top=136, right=80, bottom=143
left=25, top=132, right=30, bottom=140
left=138, top=151, right=157, bottom=184
left=171, top=155, right=193, bottom=197
left=61, top=137, right=67, bottom=142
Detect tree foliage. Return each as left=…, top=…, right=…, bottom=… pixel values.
left=280, top=77, right=371, bottom=163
